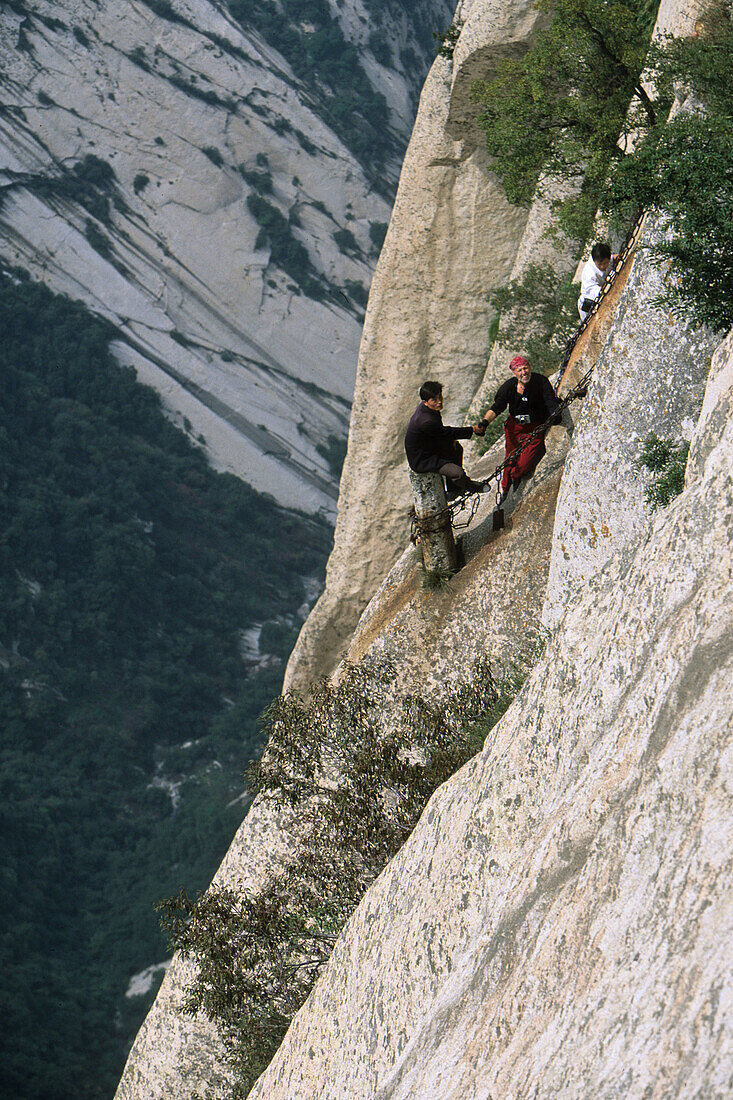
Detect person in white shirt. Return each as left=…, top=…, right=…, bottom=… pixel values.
left=578, top=242, right=614, bottom=320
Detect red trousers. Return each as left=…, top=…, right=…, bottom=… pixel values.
left=501, top=417, right=547, bottom=492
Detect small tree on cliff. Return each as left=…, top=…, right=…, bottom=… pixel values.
left=602, top=2, right=733, bottom=330
left=472, top=0, right=659, bottom=241
left=158, top=650, right=543, bottom=1097
left=474, top=0, right=733, bottom=331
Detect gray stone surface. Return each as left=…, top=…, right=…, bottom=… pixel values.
left=0, top=0, right=443, bottom=513
left=249, top=330, right=733, bottom=1100
left=284, top=0, right=543, bottom=689
left=687, top=329, right=733, bottom=483
left=541, top=214, right=719, bottom=631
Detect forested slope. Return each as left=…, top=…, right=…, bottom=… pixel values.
left=0, top=273, right=330, bottom=1100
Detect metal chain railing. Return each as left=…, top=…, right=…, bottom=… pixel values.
left=409, top=491, right=480, bottom=546
left=553, top=210, right=645, bottom=384
left=444, top=211, right=646, bottom=519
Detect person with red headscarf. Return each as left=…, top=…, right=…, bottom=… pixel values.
left=477, top=356, right=562, bottom=497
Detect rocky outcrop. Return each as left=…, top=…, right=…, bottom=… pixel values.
left=284, top=0, right=544, bottom=688
left=114, top=374, right=570, bottom=1100
left=115, top=0, right=731, bottom=1095
left=247, top=324, right=733, bottom=1100
left=0, top=0, right=448, bottom=513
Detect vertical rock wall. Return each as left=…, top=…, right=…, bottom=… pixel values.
left=541, top=216, right=718, bottom=631
left=115, top=2, right=731, bottom=1097
left=247, top=324, right=733, bottom=1100
left=284, top=0, right=543, bottom=691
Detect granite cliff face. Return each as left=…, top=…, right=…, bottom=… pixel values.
left=250, top=328, right=733, bottom=1097
left=246, top=207, right=730, bottom=1100
left=284, top=0, right=541, bottom=686
left=116, top=242, right=732, bottom=1099
left=115, top=0, right=732, bottom=1095
left=0, top=0, right=451, bottom=513
left=284, top=0, right=715, bottom=679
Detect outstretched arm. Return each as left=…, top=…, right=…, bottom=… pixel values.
left=473, top=410, right=496, bottom=435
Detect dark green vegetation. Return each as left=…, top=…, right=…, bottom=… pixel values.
left=315, top=433, right=348, bottom=479
left=247, top=193, right=324, bottom=300
left=160, top=649, right=542, bottom=1097
left=238, top=165, right=274, bottom=195
left=166, top=73, right=237, bottom=111
left=473, top=0, right=659, bottom=241
left=3, top=154, right=120, bottom=227
left=368, top=220, right=388, bottom=253
left=202, top=145, right=225, bottom=167
left=85, top=218, right=113, bottom=259
left=0, top=154, right=124, bottom=263
left=0, top=274, right=331, bottom=1100
left=433, top=20, right=463, bottom=59
left=602, top=3, right=733, bottom=330
left=474, top=0, right=733, bottom=330
left=10, top=0, right=446, bottom=196
left=246, top=195, right=368, bottom=312
left=343, top=278, right=368, bottom=311
left=488, top=266, right=580, bottom=376
left=333, top=227, right=360, bottom=256
left=636, top=434, right=690, bottom=508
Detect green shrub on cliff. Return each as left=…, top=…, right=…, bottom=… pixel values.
left=636, top=434, right=690, bottom=508
left=0, top=272, right=331, bottom=1100
left=601, top=2, right=733, bottom=331
left=159, top=646, right=543, bottom=1096
left=473, top=0, right=658, bottom=241
left=474, top=0, right=733, bottom=331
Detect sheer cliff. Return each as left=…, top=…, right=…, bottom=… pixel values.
left=249, top=332, right=733, bottom=1100
left=115, top=0, right=732, bottom=1096
left=284, top=0, right=542, bottom=682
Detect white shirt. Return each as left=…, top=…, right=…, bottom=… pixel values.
left=578, top=258, right=607, bottom=318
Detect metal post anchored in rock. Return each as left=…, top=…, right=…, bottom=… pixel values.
left=409, top=471, right=458, bottom=580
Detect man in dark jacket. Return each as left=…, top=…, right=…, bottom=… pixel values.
left=477, top=355, right=561, bottom=496
left=405, top=381, right=489, bottom=498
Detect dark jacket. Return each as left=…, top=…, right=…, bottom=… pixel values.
left=404, top=403, right=473, bottom=473
left=488, top=373, right=561, bottom=424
